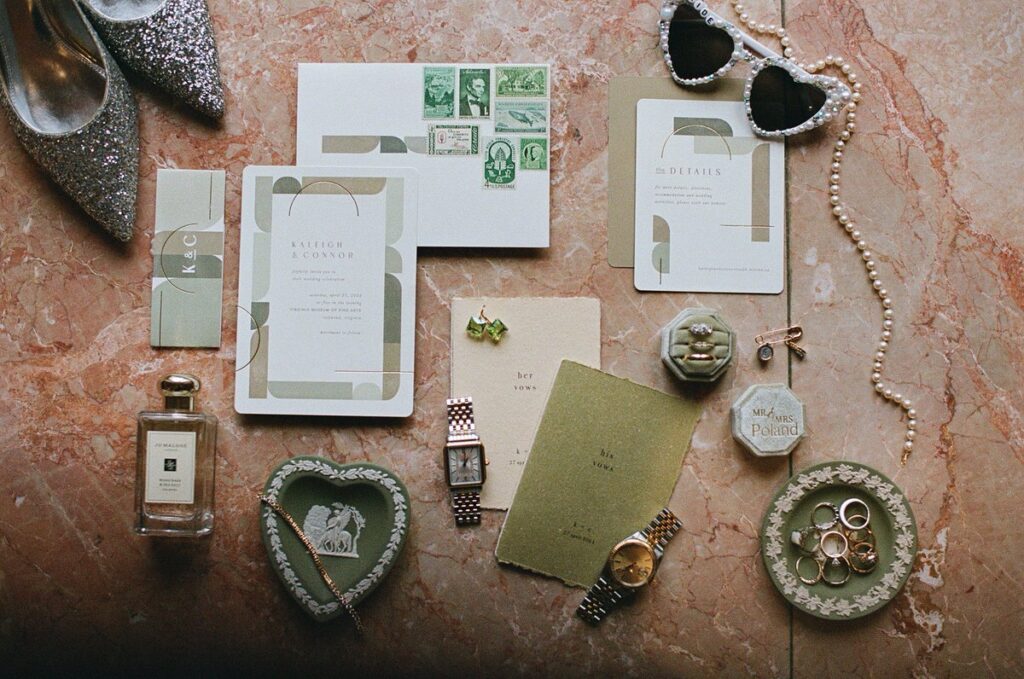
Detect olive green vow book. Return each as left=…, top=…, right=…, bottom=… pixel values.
left=496, top=361, right=701, bottom=587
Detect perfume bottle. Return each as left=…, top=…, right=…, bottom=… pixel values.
left=134, top=374, right=217, bottom=537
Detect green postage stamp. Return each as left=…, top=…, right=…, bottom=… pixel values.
left=519, top=138, right=548, bottom=170
left=495, top=66, right=548, bottom=98
left=495, top=100, right=548, bottom=133
left=458, top=68, right=492, bottom=118
left=423, top=66, right=456, bottom=118
left=484, top=138, right=516, bottom=189
left=428, top=124, right=479, bottom=155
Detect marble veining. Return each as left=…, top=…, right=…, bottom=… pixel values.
left=0, top=0, right=1021, bottom=675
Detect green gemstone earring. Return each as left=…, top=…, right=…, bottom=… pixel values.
left=466, top=307, right=509, bottom=344
left=466, top=313, right=488, bottom=340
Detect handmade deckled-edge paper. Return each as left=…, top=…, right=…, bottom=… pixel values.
left=496, top=361, right=701, bottom=587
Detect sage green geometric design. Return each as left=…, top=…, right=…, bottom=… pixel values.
left=673, top=116, right=733, bottom=138
left=254, top=177, right=275, bottom=234
left=248, top=323, right=269, bottom=399
left=322, top=136, right=379, bottom=154
left=244, top=174, right=409, bottom=403
left=272, top=176, right=302, bottom=195
left=250, top=302, right=269, bottom=329
left=751, top=143, right=771, bottom=242
left=652, top=215, right=670, bottom=276
left=380, top=136, right=408, bottom=153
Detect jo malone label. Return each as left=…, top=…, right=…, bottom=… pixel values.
left=145, top=431, right=197, bottom=504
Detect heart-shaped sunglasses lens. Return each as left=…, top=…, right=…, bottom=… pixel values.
left=667, top=3, right=735, bottom=81
left=749, top=65, right=828, bottom=133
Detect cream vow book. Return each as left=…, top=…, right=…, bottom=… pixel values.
left=451, top=298, right=601, bottom=509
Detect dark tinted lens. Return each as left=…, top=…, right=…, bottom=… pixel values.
left=667, top=4, right=734, bottom=80
left=749, top=66, right=827, bottom=132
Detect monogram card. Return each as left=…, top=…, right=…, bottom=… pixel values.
left=150, top=169, right=226, bottom=348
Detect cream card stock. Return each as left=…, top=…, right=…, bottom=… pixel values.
left=633, top=98, right=785, bottom=293
left=235, top=166, right=418, bottom=417
left=451, top=298, right=601, bottom=509
left=296, top=63, right=550, bottom=249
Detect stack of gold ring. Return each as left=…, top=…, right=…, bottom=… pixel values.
left=790, top=497, right=879, bottom=587
left=685, top=322, right=716, bottom=361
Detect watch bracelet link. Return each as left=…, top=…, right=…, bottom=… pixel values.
left=446, top=397, right=477, bottom=439
left=641, top=508, right=682, bottom=554
left=576, top=576, right=635, bottom=625
left=451, top=489, right=482, bottom=526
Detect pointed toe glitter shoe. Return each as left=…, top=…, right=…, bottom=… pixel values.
left=82, top=0, right=225, bottom=119
left=0, top=0, right=139, bottom=242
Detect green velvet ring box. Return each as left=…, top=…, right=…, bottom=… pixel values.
left=659, top=308, right=735, bottom=383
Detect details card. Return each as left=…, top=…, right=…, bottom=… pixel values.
left=150, top=169, right=225, bottom=348
left=633, top=98, right=785, bottom=293
left=451, top=298, right=601, bottom=509
left=496, top=362, right=701, bottom=587
left=234, top=166, right=418, bottom=417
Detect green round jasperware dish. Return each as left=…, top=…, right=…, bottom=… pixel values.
left=260, top=456, right=410, bottom=622
left=760, top=461, right=917, bottom=620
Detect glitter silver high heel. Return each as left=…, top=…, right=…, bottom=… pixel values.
left=82, top=0, right=225, bottom=119
left=0, top=0, right=139, bottom=242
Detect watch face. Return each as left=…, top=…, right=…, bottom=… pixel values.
left=608, top=539, right=656, bottom=588
left=446, top=445, right=484, bottom=487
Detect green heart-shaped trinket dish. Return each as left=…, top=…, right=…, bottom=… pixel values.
left=260, top=456, right=410, bottom=622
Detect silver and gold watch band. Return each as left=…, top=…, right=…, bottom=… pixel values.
left=576, top=575, right=636, bottom=625
left=641, top=508, right=682, bottom=557
left=446, top=397, right=482, bottom=526
left=446, top=397, right=477, bottom=440
left=575, top=508, right=682, bottom=624
left=451, top=489, right=482, bottom=526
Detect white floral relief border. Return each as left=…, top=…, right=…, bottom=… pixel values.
left=763, top=463, right=916, bottom=618
left=263, top=459, right=409, bottom=617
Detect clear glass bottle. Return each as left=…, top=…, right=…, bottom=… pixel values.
left=134, top=374, right=217, bottom=537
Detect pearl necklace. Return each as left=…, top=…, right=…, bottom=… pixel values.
left=727, top=0, right=918, bottom=464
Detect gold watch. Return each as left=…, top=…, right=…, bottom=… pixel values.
left=443, top=397, right=487, bottom=526
left=575, top=508, right=681, bottom=625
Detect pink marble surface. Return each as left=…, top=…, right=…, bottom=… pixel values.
left=0, top=0, right=1021, bottom=675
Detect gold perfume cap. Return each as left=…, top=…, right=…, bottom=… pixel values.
left=160, top=373, right=201, bottom=410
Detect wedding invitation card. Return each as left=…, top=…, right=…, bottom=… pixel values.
left=234, top=166, right=418, bottom=417
left=633, top=97, right=785, bottom=293
left=496, top=362, right=701, bottom=587
left=450, top=297, right=601, bottom=510
left=296, top=63, right=551, bottom=249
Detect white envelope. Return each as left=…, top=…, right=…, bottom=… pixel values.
left=296, top=63, right=550, bottom=249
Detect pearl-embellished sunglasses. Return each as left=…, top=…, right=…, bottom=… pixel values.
left=659, top=0, right=852, bottom=138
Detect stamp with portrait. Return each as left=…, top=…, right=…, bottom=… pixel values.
left=458, top=68, right=492, bottom=119
left=519, top=137, right=548, bottom=170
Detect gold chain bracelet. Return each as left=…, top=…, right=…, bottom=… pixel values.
left=259, top=494, right=365, bottom=635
